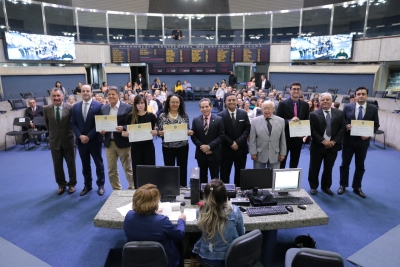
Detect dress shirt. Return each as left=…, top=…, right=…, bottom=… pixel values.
left=183, top=82, right=192, bottom=91
left=109, top=100, right=120, bottom=140
left=227, top=108, right=237, bottom=121
left=355, top=102, right=367, bottom=119
left=82, top=98, right=92, bottom=116
left=262, top=80, right=266, bottom=89
left=203, top=114, right=211, bottom=128
left=322, top=108, right=332, bottom=141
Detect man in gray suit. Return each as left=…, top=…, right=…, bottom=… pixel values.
left=249, top=101, right=286, bottom=169
left=44, top=88, right=77, bottom=195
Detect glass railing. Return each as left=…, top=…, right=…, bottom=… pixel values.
left=0, top=0, right=398, bottom=45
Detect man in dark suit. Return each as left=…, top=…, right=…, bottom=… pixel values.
left=191, top=98, right=225, bottom=184
left=135, top=73, right=146, bottom=90
left=23, top=98, right=45, bottom=145
left=217, top=94, right=251, bottom=186
left=308, top=93, right=346, bottom=195
left=338, top=87, right=380, bottom=198
left=100, top=87, right=134, bottom=190
left=71, top=84, right=105, bottom=196
left=276, top=82, right=310, bottom=169
left=257, top=75, right=271, bottom=90
left=44, top=88, right=77, bottom=195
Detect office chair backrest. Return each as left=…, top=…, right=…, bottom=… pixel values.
left=284, top=85, right=291, bottom=92
left=287, top=248, right=344, bottom=267
left=13, top=117, right=31, bottom=127
left=347, top=88, right=356, bottom=96
left=302, top=92, right=311, bottom=100
left=326, top=88, right=338, bottom=95
left=32, top=117, right=46, bottom=127
left=20, top=92, right=34, bottom=99
left=225, top=229, right=263, bottom=267
left=306, top=86, right=317, bottom=93
left=34, top=97, right=45, bottom=107
left=341, top=96, right=350, bottom=104
left=373, top=91, right=386, bottom=98
left=122, top=241, right=168, bottom=267
left=8, top=99, right=28, bottom=110
left=396, top=92, right=400, bottom=100
left=203, top=87, right=211, bottom=92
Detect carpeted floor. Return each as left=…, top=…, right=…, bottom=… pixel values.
left=1, top=101, right=399, bottom=267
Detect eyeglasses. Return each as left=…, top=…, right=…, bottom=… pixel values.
left=291, top=88, right=301, bottom=91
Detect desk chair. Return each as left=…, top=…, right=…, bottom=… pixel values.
left=285, top=248, right=344, bottom=267
left=30, top=117, right=49, bottom=148
left=5, top=117, right=32, bottom=151
left=374, top=129, right=385, bottom=149
left=122, top=241, right=168, bottom=267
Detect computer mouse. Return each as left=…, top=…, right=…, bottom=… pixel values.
left=285, top=206, right=293, bottom=212
left=298, top=204, right=307, bottom=210
left=180, top=201, right=186, bottom=207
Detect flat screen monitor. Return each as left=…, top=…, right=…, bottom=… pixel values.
left=240, top=168, right=273, bottom=191
left=136, top=165, right=180, bottom=196
left=290, top=34, right=353, bottom=61
left=272, top=168, right=302, bottom=195
left=3, top=31, right=76, bottom=61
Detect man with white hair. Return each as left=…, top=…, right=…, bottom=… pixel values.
left=250, top=101, right=286, bottom=169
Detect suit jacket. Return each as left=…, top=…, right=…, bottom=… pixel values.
left=257, top=79, right=271, bottom=89
left=135, top=77, right=146, bottom=88
left=25, top=105, right=44, bottom=120
left=191, top=114, right=225, bottom=161
left=309, top=108, right=346, bottom=153
left=70, top=100, right=103, bottom=145
left=124, top=210, right=185, bottom=267
left=249, top=115, right=286, bottom=164
left=43, top=103, right=75, bottom=150
left=276, top=98, right=310, bottom=140
left=101, top=102, right=132, bottom=148
left=217, top=109, right=250, bottom=157
left=342, top=102, right=380, bottom=148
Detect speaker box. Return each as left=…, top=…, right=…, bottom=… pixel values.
left=190, top=178, right=200, bottom=205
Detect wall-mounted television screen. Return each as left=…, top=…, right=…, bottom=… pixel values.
left=290, top=34, right=353, bottom=61
left=3, top=31, right=76, bottom=61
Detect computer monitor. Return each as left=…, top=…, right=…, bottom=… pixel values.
left=136, top=165, right=180, bottom=196
left=240, top=168, right=273, bottom=195
left=272, top=168, right=302, bottom=196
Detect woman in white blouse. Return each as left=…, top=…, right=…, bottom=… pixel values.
left=243, top=100, right=255, bottom=122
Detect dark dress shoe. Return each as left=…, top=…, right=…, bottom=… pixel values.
left=353, top=188, right=366, bottom=198
left=80, top=187, right=92, bottom=196
left=35, top=141, right=40, bottom=146
left=310, top=189, right=317, bottom=195
left=24, top=139, right=30, bottom=144
left=322, top=188, right=334, bottom=195
left=337, top=186, right=346, bottom=195
left=98, top=186, right=105, bottom=196
left=57, top=187, right=66, bottom=195
left=68, top=186, right=76, bottom=194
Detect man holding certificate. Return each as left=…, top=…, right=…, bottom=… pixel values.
left=308, top=93, right=346, bottom=196
left=276, top=82, right=310, bottom=169
left=338, top=87, right=379, bottom=198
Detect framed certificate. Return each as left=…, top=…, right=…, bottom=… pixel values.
left=164, top=124, right=188, bottom=143
left=289, top=120, right=311, bottom=137
left=127, top=123, right=153, bottom=142
left=95, top=115, right=118, bottom=132
left=350, top=120, right=374, bottom=137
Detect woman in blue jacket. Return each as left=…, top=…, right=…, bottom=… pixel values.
left=124, top=184, right=186, bottom=267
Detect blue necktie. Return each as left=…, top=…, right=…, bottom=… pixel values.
left=357, top=106, right=363, bottom=120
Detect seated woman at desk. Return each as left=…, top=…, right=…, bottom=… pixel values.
left=124, top=183, right=186, bottom=267
left=193, top=179, right=244, bottom=267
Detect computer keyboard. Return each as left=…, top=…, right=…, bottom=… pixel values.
left=246, top=206, right=288, bottom=217
left=160, top=195, right=176, bottom=203
left=274, top=197, right=313, bottom=205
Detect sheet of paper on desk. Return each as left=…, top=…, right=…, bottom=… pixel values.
left=117, top=202, right=132, bottom=217
left=159, top=202, right=181, bottom=221
left=184, top=208, right=197, bottom=221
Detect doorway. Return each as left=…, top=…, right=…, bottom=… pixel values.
left=234, top=63, right=254, bottom=89
left=130, top=66, right=147, bottom=89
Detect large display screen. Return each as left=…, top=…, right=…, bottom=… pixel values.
left=290, top=34, right=353, bottom=61
left=3, top=31, right=76, bottom=61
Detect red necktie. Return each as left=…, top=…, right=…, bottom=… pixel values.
left=294, top=102, right=298, bottom=117
left=32, top=108, right=35, bottom=115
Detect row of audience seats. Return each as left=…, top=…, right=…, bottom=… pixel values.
left=8, top=97, right=48, bottom=111
left=121, top=229, right=344, bottom=267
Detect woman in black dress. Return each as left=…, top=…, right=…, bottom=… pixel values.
left=122, top=95, right=158, bottom=188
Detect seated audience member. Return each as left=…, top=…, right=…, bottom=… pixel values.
left=237, top=98, right=243, bottom=109
left=250, top=96, right=257, bottom=110
left=243, top=100, right=255, bottom=122
left=68, top=95, right=76, bottom=105
left=253, top=98, right=264, bottom=116
left=247, top=77, right=256, bottom=91
left=215, top=85, right=225, bottom=112
left=124, top=81, right=133, bottom=92
left=160, top=82, right=168, bottom=97
left=146, top=93, right=158, bottom=115
left=128, top=94, right=135, bottom=105
left=153, top=91, right=163, bottom=110
left=332, top=102, right=340, bottom=109
left=193, top=179, right=244, bottom=267
left=122, top=93, right=130, bottom=104
left=23, top=98, right=46, bottom=145
left=124, top=184, right=186, bottom=267
left=211, top=83, right=219, bottom=92
left=271, top=88, right=277, bottom=96
left=310, top=98, right=319, bottom=112
left=55, top=81, right=67, bottom=96
left=133, top=82, right=142, bottom=94
left=183, top=80, right=194, bottom=101
left=275, top=93, right=283, bottom=102
left=74, top=82, right=82, bottom=95
left=313, top=93, right=319, bottom=100
left=101, top=82, right=108, bottom=97
left=299, top=94, right=305, bottom=101
left=231, top=89, right=237, bottom=95
left=349, top=94, right=355, bottom=102
left=174, top=80, right=184, bottom=96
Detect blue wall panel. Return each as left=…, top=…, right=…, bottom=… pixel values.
left=269, top=73, right=375, bottom=95
left=106, top=73, right=130, bottom=88
left=2, top=74, right=85, bottom=100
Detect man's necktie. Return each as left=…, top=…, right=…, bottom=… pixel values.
left=357, top=106, right=363, bottom=120
left=32, top=108, right=35, bottom=115
left=56, top=107, right=61, bottom=125
left=266, top=118, right=272, bottom=136
left=204, top=116, right=208, bottom=135
left=83, top=102, right=88, bottom=122
left=231, top=112, right=235, bottom=126
left=325, top=111, right=331, bottom=137
left=294, top=102, right=298, bottom=117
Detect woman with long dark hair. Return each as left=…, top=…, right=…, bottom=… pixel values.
left=157, top=94, right=193, bottom=187
left=122, top=95, right=158, bottom=188
left=193, top=179, right=244, bottom=266
left=174, top=80, right=183, bottom=96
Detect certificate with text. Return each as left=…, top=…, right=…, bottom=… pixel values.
left=95, top=115, right=118, bottom=132
left=289, top=120, right=311, bottom=137
left=350, top=120, right=374, bottom=137
left=127, top=123, right=153, bottom=142
left=164, top=124, right=188, bottom=143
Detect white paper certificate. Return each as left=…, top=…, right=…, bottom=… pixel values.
left=164, top=124, right=188, bottom=143
left=350, top=120, right=374, bottom=137
left=289, top=120, right=311, bottom=137
left=95, top=115, right=118, bottom=132
left=127, top=123, right=153, bottom=142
